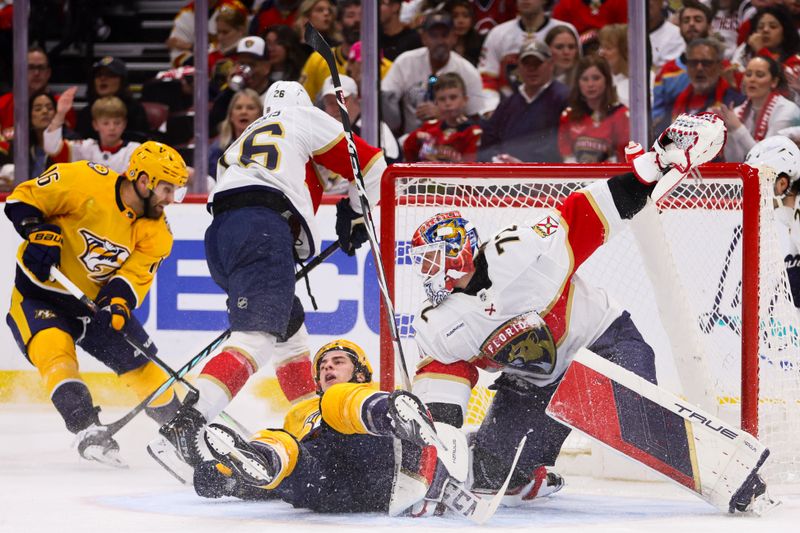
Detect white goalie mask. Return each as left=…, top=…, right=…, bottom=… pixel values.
left=409, top=211, right=480, bottom=306
left=262, top=81, right=313, bottom=115
left=745, top=135, right=800, bottom=197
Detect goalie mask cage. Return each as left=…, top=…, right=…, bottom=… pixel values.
left=379, top=163, right=800, bottom=484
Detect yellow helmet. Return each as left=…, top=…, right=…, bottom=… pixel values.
left=126, top=141, right=188, bottom=195
left=313, top=339, right=373, bottom=384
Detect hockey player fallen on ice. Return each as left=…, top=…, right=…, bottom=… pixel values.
left=193, top=339, right=468, bottom=517
left=409, top=112, right=729, bottom=504
left=159, top=81, right=387, bottom=468
left=745, top=135, right=800, bottom=308
left=4, top=142, right=189, bottom=468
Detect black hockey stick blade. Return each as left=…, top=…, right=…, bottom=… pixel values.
left=105, top=329, right=231, bottom=436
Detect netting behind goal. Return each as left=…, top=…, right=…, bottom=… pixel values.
left=378, top=162, right=800, bottom=484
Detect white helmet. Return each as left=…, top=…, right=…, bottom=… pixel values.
left=745, top=135, right=800, bottom=182
left=262, top=81, right=312, bottom=115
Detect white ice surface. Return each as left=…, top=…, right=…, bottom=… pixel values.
left=2, top=404, right=799, bottom=533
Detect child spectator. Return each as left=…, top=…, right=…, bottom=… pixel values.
left=76, top=57, right=149, bottom=141
left=44, top=88, right=140, bottom=175
left=403, top=72, right=482, bottom=163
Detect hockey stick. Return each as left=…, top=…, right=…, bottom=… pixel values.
left=54, top=241, right=341, bottom=436
left=50, top=265, right=200, bottom=398
left=698, top=224, right=742, bottom=334
left=304, top=22, right=413, bottom=391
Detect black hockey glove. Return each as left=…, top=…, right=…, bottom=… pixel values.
left=22, top=223, right=62, bottom=282
left=95, top=279, right=134, bottom=331
left=335, top=198, right=369, bottom=256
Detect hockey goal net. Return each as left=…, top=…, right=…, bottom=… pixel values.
left=379, top=162, right=800, bottom=484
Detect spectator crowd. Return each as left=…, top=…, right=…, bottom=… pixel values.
left=3, top=0, right=800, bottom=191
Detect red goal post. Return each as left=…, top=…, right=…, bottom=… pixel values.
left=379, top=162, right=800, bottom=483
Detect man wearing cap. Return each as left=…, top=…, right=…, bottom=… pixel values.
left=300, top=0, right=392, bottom=103
left=210, top=36, right=273, bottom=135
left=381, top=11, right=489, bottom=136
left=76, top=56, right=149, bottom=140
left=478, top=39, right=568, bottom=163
left=478, top=0, right=578, bottom=111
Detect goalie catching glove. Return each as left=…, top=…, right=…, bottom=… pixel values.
left=632, top=112, right=726, bottom=186
left=335, top=198, right=369, bottom=256
left=94, top=278, right=135, bottom=331
left=22, top=223, right=62, bottom=282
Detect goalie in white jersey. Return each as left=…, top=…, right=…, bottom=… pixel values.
left=409, top=112, right=728, bottom=501
left=159, top=81, right=387, bottom=467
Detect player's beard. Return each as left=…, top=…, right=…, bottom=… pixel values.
left=143, top=193, right=164, bottom=219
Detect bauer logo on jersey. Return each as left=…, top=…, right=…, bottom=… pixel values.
left=78, top=229, right=131, bottom=282
left=533, top=215, right=559, bottom=238
left=480, top=312, right=557, bottom=376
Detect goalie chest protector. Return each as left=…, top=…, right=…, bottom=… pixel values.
left=413, top=221, right=620, bottom=387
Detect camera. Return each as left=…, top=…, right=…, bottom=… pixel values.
left=229, top=64, right=253, bottom=91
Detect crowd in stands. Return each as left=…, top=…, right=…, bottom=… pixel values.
left=3, top=0, right=800, bottom=192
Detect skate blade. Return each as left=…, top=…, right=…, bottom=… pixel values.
left=80, top=445, right=128, bottom=469
left=204, top=426, right=271, bottom=485
left=148, top=436, right=194, bottom=485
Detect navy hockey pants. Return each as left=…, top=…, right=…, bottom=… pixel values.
left=204, top=206, right=304, bottom=340
left=472, top=310, right=657, bottom=483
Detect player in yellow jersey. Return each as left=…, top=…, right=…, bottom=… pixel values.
left=4, top=141, right=188, bottom=468
left=192, top=339, right=466, bottom=516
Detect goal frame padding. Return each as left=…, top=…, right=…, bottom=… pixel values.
left=379, top=163, right=761, bottom=435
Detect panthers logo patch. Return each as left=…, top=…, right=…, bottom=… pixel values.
left=480, top=311, right=557, bottom=376
left=78, top=229, right=130, bottom=282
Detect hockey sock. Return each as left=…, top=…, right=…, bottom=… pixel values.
left=195, top=349, right=256, bottom=419
left=275, top=356, right=316, bottom=403
left=119, top=361, right=176, bottom=407
left=51, top=381, right=100, bottom=433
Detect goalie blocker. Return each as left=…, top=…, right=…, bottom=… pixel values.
left=546, top=348, right=774, bottom=514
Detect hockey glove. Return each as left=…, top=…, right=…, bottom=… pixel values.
left=335, top=198, right=369, bottom=256
left=22, top=223, right=62, bottom=282
left=632, top=112, right=726, bottom=185
left=95, top=279, right=134, bottom=331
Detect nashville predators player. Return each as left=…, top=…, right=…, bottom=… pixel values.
left=193, top=339, right=457, bottom=516
left=4, top=141, right=188, bottom=468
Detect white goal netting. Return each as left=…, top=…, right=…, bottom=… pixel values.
left=380, top=163, right=800, bottom=484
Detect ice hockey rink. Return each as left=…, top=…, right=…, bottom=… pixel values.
left=2, top=400, right=799, bottom=533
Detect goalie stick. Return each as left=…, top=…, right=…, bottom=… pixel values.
left=304, top=22, right=413, bottom=391
left=58, top=242, right=341, bottom=437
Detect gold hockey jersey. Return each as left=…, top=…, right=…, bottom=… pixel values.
left=7, top=161, right=173, bottom=306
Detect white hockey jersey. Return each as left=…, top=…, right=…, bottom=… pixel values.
left=43, top=127, right=139, bottom=175
left=211, top=105, right=385, bottom=260
left=412, top=180, right=626, bottom=417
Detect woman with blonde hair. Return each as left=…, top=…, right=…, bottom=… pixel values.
left=296, top=0, right=338, bottom=47
left=598, top=24, right=631, bottom=107
left=208, top=89, right=263, bottom=179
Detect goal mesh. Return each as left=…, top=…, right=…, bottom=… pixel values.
left=379, top=163, right=800, bottom=484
